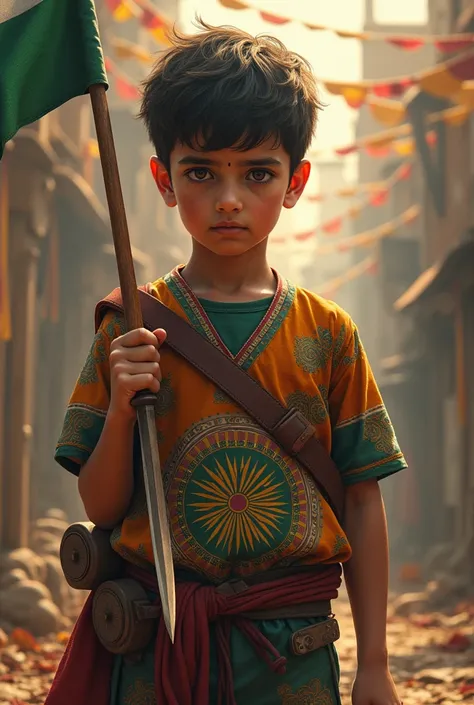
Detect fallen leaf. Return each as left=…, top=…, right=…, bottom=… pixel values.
left=440, top=632, right=471, bottom=652
left=56, top=631, right=70, bottom=645
left=34, top=659, right=58, bottom=673
left=410, top=615, right=439, bottom=628
left=459, top=682, right=474, bottom=695
left=10, top=628, right=40, bottom=652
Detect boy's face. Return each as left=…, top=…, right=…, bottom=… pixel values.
left=150, top=138, right=310, bottom=257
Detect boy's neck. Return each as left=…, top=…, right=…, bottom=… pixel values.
left=180, top=242, right=276, bottom=302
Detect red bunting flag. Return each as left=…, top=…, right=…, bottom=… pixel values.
left=435, top=38, right=474, bottom=53
left=141, top=7, right=166, bottom=30
left=294, top=229, right=317, bottom=242
left=334, top=144, right=357, bottom=157
left=322, top=217, right=343, bottom=235
left=365, top=143, right=391, bottom=158
left=260, top=11, right=290, bottom=25
left=369, top=188, right=390, bottom=206
left=388, top=38, right=425, bottom=51
left=105, top=57, right=140, bottom=101
left=115, top=75, right=140, bottom=100
left=398, top=163, right=413, bottom=180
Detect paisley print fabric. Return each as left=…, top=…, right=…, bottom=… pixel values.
left=55, top=265, right=407, bottom=577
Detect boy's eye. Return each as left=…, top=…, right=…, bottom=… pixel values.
left=247, top=169, right=273, bottom=183
left=187, top=167, right=212, bottom=181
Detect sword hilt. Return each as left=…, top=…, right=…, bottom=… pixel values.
left=131, top=390, right=157, bottom=408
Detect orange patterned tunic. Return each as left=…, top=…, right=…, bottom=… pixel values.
left=55, top=266, right=406, bottom=582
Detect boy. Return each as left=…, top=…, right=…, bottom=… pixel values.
left=46, top=21, right=405, bottom=705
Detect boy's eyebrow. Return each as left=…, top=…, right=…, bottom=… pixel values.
left=177, top=156, right=283, bottom=167
left=239, top=157, right=282, bottom=166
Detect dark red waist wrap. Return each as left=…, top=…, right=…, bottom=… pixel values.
left=45, top=563, right=341, bottom=705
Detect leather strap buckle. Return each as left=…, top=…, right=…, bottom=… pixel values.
left=272, top=408, right=316, bottom=455
left=291, top=617, right=340, bottom=656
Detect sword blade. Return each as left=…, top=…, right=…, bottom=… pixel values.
left=136, top=404, right=176, bottom=642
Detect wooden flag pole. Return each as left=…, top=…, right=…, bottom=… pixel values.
left=88, top=84, right=142, bottom=329
left=88, top=83, right=176, bottom=642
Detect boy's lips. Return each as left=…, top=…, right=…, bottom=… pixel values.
left=211, top=221, right=248, bottom=233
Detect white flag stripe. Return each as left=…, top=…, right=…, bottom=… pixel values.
left=0, top=0, right=43, bottom=24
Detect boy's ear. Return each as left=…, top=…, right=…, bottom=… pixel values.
left=150, top=156, right=177, bottom=207
left=283, top=160, right=311, bottom=209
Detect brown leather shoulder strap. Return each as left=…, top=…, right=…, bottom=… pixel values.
left=95, top=284, right=150, bottom=332
left=97, top=288, right=344, bottom=521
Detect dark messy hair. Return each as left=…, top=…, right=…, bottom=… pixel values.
left=138, top=19, right=323, bottom=174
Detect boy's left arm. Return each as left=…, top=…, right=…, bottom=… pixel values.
left=327, top=318, right=407, bottom=705
left=344, top=479, right=401, bottom=705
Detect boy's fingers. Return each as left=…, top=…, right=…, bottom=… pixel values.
left=118, top=345, right=160, bottom=363
left=125, top=373, right=161, bottom=393
left=153, top=328, right=167, bottom=346
left=120, top=328, right=159, bottom=348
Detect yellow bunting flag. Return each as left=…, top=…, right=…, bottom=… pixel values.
left=105, top=0, right=136, bottom=21
left=392, top=137, right=415, bottom=156
left=368, top=96, right=406, bottom=126
left=86, top=138, right=100, bottom=158
left=110, top=36, right=153, bottom=64
left=440, top=104, right=470, bottom=126
left=456, top=81, right=474, bottom=110
left=219, top=0, right=247, bottom=8
left=419, top=63, right=463, bottom=98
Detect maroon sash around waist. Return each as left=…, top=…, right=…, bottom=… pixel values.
left=44, top=563, right=342, bottom=705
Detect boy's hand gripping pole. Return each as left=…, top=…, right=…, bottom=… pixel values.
left=88, top=83, right=176, bottom=643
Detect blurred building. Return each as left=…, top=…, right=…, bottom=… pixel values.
left=0, top=0, right=183, bottom=550
left=376, top=0, right=474, bottom=582
left=353, top=0, right=435, bottom=377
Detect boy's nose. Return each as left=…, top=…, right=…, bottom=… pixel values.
left=216, top=187, right=243, bottom=213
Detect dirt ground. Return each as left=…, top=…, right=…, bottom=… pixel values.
left=0, top=588, right=473, bottom=704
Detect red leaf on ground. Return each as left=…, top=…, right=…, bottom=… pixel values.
left=440, top=632, right=471, bottom=652
left=35, top=659, right=58, bottom=673
left=459, top=682, right=474, bottom=695
left=10, top=628, right=40, bottom=652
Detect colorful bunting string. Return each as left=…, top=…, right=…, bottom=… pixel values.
left=104, top=0, right=137, bottom=22
left=107, top=33, right=474, bottom=131
left=105, top=57, right=141, bottom=101
left=218, top=0, right=474, bottom=54
left=323, top=49, right=474, bottom=106
left=104, top=0, right=172, bottom=46
left=306, top=161, right=413, bottom=203
left=274, top=204, right=419, bottom=247
left=332, top=125, right=436, bottom=159
left=110, top=36, right=154, bottom=65
left=318, top=255, right=378, bottom=298
left=316, top=205, right=420, bottom=254
left=304, top=163, right=414, bottom=238
left=329, top=100, right=471, bottom=158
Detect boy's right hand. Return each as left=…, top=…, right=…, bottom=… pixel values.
left=109, top=327, right=167, bottom=419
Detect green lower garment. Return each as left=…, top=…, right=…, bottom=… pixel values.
left=109, top=612, right=342, bottom=705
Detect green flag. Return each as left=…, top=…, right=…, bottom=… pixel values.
left=0, top=0, right=108, bottom=159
